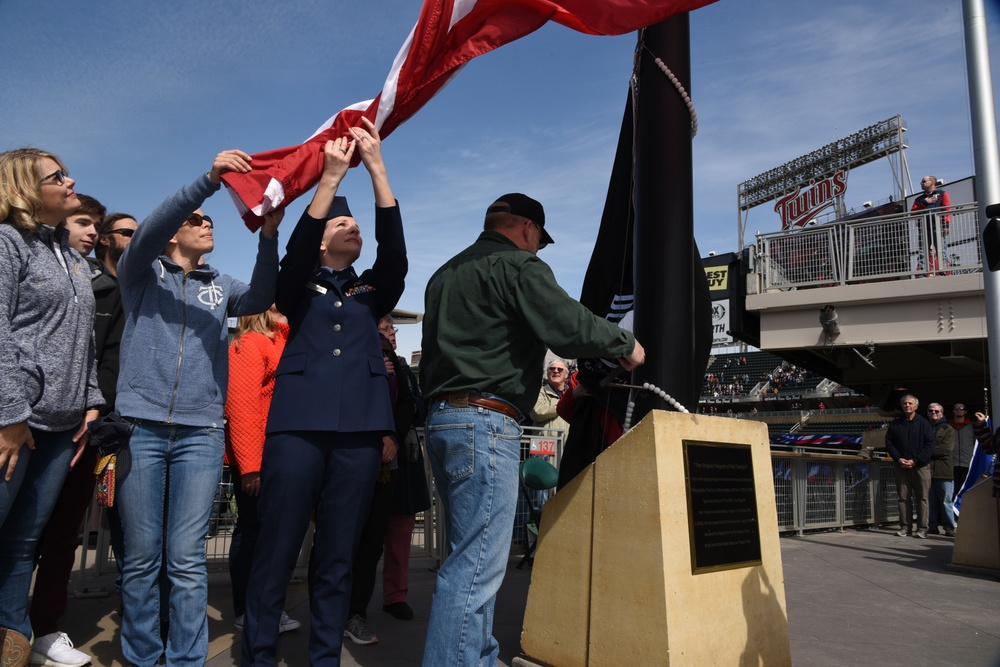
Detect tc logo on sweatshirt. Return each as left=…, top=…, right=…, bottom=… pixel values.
left=198, top=284, right=224, bottom=309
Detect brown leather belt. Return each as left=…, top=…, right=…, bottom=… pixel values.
left=434, top=392, right=522, bottom=422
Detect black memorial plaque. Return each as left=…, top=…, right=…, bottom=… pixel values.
left=684, top=440, right=762, bottom=574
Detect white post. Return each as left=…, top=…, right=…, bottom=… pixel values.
left=963, top=0, right=1000, bottom=417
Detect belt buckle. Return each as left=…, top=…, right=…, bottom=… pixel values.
left=446, top=392, right=469, bottom=408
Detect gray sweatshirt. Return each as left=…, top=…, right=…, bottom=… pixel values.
left=115, top=174, right=278, bottom=427
left=0, top=223, right=102, bottom=431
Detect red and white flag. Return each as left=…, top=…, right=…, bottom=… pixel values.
left=222, top=0, right=717, bottom=230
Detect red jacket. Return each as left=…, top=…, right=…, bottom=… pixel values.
left=224, top=322, right=289, bottom=474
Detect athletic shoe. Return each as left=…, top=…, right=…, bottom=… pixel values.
left=895, top=529, right=910, bottom=537
left=914, top=530, right=928, bottom=539
left=343, top=614, right=378, bottom=645
left=28, top=632, right=91, bottom=667
left=278, top=612, right=301, bottom=634
left=234, top=612, right=300, bottom=634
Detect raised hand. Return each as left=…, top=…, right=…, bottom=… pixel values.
left=209, top=149, right=253, bottom=184
left=259, top=208, right=285, bottom=239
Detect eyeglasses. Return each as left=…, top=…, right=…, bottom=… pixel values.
left=954, top=407, right=966, bottom=411
left=928, top=409, right=943, bottom=414
left=38, top=169, right=68, bottom=187
left=379, top=326, right=399, bottom=334
left=185, top=213, right=214, bottom=228
left=526, top=219, right=549, bottom=250
left=547, top=367, right=567, bottom=374
left=107, top=228, right=135, bottom=238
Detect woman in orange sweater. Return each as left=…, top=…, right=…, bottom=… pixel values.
left=225, top=306, right=300, bottom=633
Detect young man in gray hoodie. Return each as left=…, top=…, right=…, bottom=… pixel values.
left=114, top=150, right=283, bottom=667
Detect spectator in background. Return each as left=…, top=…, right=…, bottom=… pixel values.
left=56, top=193, right=105, bottom=257
left=224, top=306, right=300, bottom=635
left=530, top=359, right=570, bottom=434
left=380, top=316, right=431, bottom=623
left=0, top=148, right=102, bottom=664
left=115, top=150, right=281, bottom=667
left=885, top=395, right=935, bottom=539
left=343, top=329, right=415, bottom=645
left=28, top=194, right=110, bottom=667
left=949, top=403, right=976, bottom=498
left=911, top=175, right=952, bottom=270
left=926, top=403, right=957, bottom=537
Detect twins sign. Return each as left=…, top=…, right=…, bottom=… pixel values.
left=774, top=171, right=847, bottom=229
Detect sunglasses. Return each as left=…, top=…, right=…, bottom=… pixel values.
left=547, top=367, right=567, bottom=373
left=38, top=169, right=68, bottom=187
left=107, top=228, right=135, bottom=238
left=185, top=213, right=214, bottom=228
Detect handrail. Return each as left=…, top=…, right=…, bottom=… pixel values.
left=754, top=202, right=982, bottom=292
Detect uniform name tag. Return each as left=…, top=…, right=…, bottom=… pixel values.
left=306, top=282, right=328, bottom=295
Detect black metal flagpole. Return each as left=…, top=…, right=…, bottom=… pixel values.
left=631, top=13, right=711, bottom=422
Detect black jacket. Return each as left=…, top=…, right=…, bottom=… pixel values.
left=885, top=414, right=935, bottom=467
left=88, top=257, right=125, bottom=411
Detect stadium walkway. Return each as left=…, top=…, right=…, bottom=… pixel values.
left=55, top=528, right=1000, bottom=666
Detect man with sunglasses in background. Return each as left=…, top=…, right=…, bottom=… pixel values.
left=113, top=150, right=283, bottom=667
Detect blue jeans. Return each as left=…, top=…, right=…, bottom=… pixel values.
left=422, top=400, right=522, bottom=667
left=116, top=421, right=224, bottom=667
left=929, top=478, right=957, bottom=531
left=0, top=428, right=76, bottom=637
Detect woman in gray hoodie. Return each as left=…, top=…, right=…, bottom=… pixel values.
left=0, top=148, right=103, bottom=663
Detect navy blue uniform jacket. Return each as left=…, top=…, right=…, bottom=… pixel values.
left=266, top=205, right=406, bottom=435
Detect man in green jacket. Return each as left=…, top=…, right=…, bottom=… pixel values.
left=419, top=193, right=644, bottom=666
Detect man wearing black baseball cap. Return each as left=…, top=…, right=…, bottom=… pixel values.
left=419, top=193, right=644, bottom=666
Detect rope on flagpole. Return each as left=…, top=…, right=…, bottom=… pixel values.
left=642, top=45, right=698, bottom=138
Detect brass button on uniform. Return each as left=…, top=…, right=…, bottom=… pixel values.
left=334, top=300, right=343, bottom=308
left=333, top=324, right=342, bottom=332
left=332, top=349, right=342, bottom=356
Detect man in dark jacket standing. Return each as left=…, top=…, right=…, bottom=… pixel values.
left=949, top=403, right=976, bottom=496
left=926, top=403, right=957, bottom=536
left=885, top=394, right=935, bottom=538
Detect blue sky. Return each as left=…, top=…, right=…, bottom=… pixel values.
left=2, top=0, right=998, bottom=358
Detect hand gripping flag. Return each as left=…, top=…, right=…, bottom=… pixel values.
left=221, top=0, right=718, bottom=230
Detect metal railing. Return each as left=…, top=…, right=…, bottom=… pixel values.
left=76, top=432, right=905, bottom=589
left=76, top=425, right=566, bottom=587
left=756, top=203, right=982, bottom=292
left=772, top=453, right=899, bottom=534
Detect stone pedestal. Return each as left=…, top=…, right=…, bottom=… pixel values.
left=952, top=479, right=1000, bottom=570
left=521, top=411, right=791, bottom=666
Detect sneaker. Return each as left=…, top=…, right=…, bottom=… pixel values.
left=895, top=529, right=911, bottom=537
left=278, top=612, right=301, bottom=634
left=343, top=614, right=378, bottom=645
left=944, top=529, right=957, bottom=537
left=914, top=530, right=928, bottom=539
left=235, top=612, right=300, bottom=634
left=383, top=601, right=414, bottom=620
left=29, top=632, right=91, bottom=667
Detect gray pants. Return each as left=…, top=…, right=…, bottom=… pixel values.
left=896, top=465, right=932, bottom=531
